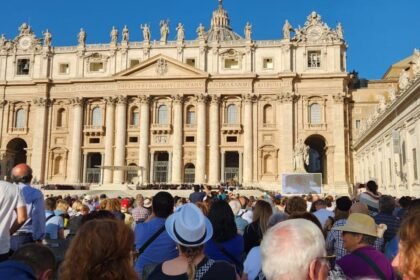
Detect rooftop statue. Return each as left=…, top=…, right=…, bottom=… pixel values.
left=176, top=23, right=184, bottom=42
left=160, top=20, right=169, bottom=43
left=197, top=23, right=206, bottom=40
left=336, top=22, right=344, bottom=39
left=78, top=28, right=86, bottom=45
left=413, top=48, right=420, bottom=75
left=110, top=26, right=118, bottom=44
left=141, top=24, right=150, bottom=41
left=122, top=25, right=129, bottom=42
left=19, top=22, right=32, bottom=35
left=43, top=29, right=52, bottom=47
left=282, top=20, right=292, bottom=40
left=398, top=69, right=410, bottom=91
left=244, top=22, right=252, bottom=40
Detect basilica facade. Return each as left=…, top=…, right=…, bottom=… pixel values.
left=0, top=2, right=417, bottom=195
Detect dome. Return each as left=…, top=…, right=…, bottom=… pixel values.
left=205, top=0, right=242, bottom=42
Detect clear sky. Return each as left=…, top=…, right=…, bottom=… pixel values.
left=0, top=0, right=419, bottom=79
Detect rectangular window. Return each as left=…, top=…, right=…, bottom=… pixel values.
left=130, top=59, right=140, bottom=67
left=226, top=136, right=237, bottom=142
left=355, top=120, right=361, bottom=129
left=59, top=63, right=70, bottom=74
left=186, top=58, right=196, bottom=67
left=129, top=136, right=138, bottom=143
left=89, top=138, right=100, bottom=144
left=89, top=62, right=104, bottom=72
left=224, top=58, right=240, bottom=69
left=17, top=59, right=30, bottom=75
left=185, top=136, right=195, bottom=142
left=413, top=148, right=418, bottom=180
left=263, top=58, right=273, bottom=69
left=308, top=51, right=321, bottom=68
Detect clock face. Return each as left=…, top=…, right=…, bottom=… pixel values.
left=307, top=26, right=323, bottom=41
left=19, top=36, right=31, bottom=50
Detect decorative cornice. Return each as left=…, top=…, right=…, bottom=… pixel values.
left=32, top=97, right=50, bottom=107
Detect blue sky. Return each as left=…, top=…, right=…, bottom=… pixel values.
left=1, top=0, right=419, bottom=79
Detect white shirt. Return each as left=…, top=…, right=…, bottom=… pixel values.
left=0, top=181, right=26, bottom=254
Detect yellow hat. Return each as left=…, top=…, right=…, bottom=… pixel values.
left=333, top=213, right=387, bottom=238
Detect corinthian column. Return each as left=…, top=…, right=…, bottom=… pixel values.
left=195, top=93, right=208, bottom=184
left=138, top=95, right=150, bottom=184
left=103, top=97, right=116, bottom=184
left=243, top=94, right=255, bottom=185
left=172, top=95, right=184, bottom=184
left=113, top=96, right=127, bottom=184
left=208, top=95, right=220, bottom=185
left=70, top=97, right=84, bottom=183
left=31, top=97, right=50, bottom=183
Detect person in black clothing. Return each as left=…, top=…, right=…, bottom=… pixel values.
left=148, top=203, right=238, bottom=280
left=243, top=200, right=272, bottom=254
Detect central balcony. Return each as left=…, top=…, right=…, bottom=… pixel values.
left=83, top=125, right=105, bottom=136
left=151, top=123, right=172, bottom=134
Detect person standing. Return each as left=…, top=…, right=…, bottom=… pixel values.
left=0, top=180, right=27, bottom=261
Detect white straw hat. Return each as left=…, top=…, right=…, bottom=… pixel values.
left=165, top=203, right=213, bottom=247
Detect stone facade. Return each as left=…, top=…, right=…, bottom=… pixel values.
left=1, top=2, right=414, bottom=195
left=353, top=49, right=420, bottom=197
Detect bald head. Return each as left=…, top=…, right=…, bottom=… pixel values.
left=11, top=163, right=33, bottom=184
left=350, top=202, right=369, bottom=215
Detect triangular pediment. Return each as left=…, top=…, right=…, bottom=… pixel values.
left=115, top=54, right=209, bottom=79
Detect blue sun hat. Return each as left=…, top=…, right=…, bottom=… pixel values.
left=165, top=203, right=213, bottom=247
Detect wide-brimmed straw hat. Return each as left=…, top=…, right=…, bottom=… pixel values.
left=165, top=203, right=213, bottom=247
left=333, top=213, right=387, bottom=237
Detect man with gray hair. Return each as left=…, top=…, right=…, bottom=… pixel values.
left=374, top=195, right=400, bottom=246
left=260, top=219, right=329, bottom=280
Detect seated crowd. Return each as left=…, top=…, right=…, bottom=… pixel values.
left=0, top=177, right=420, bottom=280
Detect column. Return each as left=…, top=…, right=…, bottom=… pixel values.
left=208, top=95, right=220, bottom=185
left=332, top=93, right=348, bottom=194
left=278, top=92, right=296, bottom=173
left=69, top=97, right=84, bottom=183
left=113, top=96, right=127, bottom=184
left=171, top=95, right=183, bottom=184
left=149, top=152, right=154, bottom=183
left=242, top=94, right=254, bottom=185
left=139, top=95, right=151, bottom=184
left=31, top=97, right=50, bottom=183
left=82, top=154, right=87, bottom=183
left=103, top=97, right=116, bottom=184
left=221, top=152, right=225, bottom=183
left=195, top=94, right=207, bottom=184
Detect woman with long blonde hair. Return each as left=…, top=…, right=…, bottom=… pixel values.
left=243, top=200, right=273, bottom=254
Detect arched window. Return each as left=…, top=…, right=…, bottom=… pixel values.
left=263, top=104, right=273, bottom=124
left=309, top=103, right=321, bottom=124
left=54, top=156, right=63, bottom=175
left=56, top=108, right=66, bottom=127
left=157, top=105, right=168, bottom=124
left=131, top=106, right=139, bottom=126
left=227, top=104, right=237, bottom=124
left=15, top=109, right=25, bottom=128
left=186, top=105, right=196, bottom=125
left=91, top=107, right=102, bottom=126
left=184, top=163, right=195, bottom=183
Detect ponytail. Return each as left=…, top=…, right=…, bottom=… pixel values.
left=179, top=245, right=203, bottom=280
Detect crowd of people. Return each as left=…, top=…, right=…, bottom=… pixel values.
left=0, top=163, right=419, bottom=279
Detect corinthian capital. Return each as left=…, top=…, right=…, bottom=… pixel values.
left=139, top=95, right=151, bottom=104
left=32, top=97, right=50, bottom=107
left=105, top=96, right=116, bottom=105
left=71, top=97, right=84, bottom=107
left=116, top=95, right=127, bottom=105
left=172, top=94, right=184, bottom=104
left=0, top=100, right=7, bottom=108
left=195, top=93, right=208, bottom=103
left=210, top=94, right=221, bottom=105
left=332, top=92, right=346, bottom=103
left=242, top=93, right=256, bottom=103
left=278, top=92, right=298, bottom=103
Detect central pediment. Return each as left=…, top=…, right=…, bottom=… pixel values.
left=115, top=54, right=209, bottom=79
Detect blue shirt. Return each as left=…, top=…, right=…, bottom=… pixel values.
left=134, top=217, right=178, bottom=274
left=204, top=234, right=244, bottom=271
left=0, top=260, right=36, bottom=280
left=45, top=210, right=63, bottom=240
left=16, top=183, right=45, bottom=241
left=374, top=213, right=400, bottom=244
